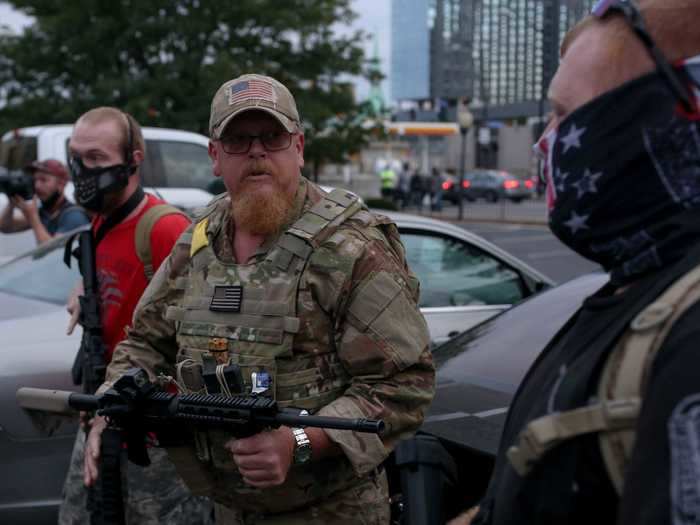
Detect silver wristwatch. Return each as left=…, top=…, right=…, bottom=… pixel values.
left=291, top=427, right=312, bottom=465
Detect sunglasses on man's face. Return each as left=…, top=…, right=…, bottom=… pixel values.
left=591, top=0, right=695, bottom=113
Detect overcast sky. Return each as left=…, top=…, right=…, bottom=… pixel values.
left=0, top=1, right=392, bottom=102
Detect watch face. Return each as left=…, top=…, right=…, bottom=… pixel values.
left=294, top=442, right=313, bottom=465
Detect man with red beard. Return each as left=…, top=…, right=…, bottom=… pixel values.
left=84, top=74, right=435, bottom=524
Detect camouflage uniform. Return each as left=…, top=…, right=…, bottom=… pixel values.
left=59, top=429, right=214, bottom=524
left=103, top=178, right=435, bottom=524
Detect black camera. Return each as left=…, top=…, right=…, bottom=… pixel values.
left=0, top=167, right=34, bottom=200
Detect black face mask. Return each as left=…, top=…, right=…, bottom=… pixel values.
left=544, top=57, right=700, bottom=284
left=69, top=156, right=133, bottom=212
left=40, top=190, right=62, bottom=211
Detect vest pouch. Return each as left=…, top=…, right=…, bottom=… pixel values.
left=204, top=353, right=278, bottom=471
left=276, top=368, right=347, bottom=411
left=175, top=351, right=205, bottom=394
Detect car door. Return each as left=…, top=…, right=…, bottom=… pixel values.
left=400, top=228, right=530, bottom=346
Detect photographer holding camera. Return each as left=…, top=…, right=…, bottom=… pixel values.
left=0, top=159, right=89, bottom=245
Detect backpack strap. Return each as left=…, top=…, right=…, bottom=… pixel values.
left=598, top=263, right=700, bottom=494
left=135, top=204, right=188, bottom=281
left=506, top=263, right=700, bottom=483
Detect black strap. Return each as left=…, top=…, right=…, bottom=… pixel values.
left=94, top=187, right=145, bottom=247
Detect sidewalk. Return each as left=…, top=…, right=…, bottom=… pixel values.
left=401, top=199, right=549, bottom=227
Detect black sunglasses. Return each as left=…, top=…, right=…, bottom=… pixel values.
left=592, top=0, right=695, bottom=113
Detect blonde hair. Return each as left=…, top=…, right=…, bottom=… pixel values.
left=75, top=107, right=146, bottom=162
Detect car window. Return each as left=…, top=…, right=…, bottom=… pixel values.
left=153, top=141, right=213, bottom=192
left=0, top=239, right=79, bottom=304
left=401, top=231, right=526, bottom=308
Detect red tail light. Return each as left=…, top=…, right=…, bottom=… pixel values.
left=462, top=180, right=471, bottom=189
left=525, top=179, right=534, bottom=189
left=503, top=180, right=520, bottom=190
left=442, top=181, right=451, bottom=191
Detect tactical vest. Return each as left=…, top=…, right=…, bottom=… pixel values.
left=507, top=263, right=700, bottom=495
left=163, top=189, right=373, bottom=513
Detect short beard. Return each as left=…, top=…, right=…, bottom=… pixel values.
left=231, top=168, right=295, bottom=236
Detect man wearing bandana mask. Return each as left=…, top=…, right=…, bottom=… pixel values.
left=0, top=159, right=89, bottom=245
left=59, top=107, right=213, bottom=524
left=450, top=1, right=700, bottom=524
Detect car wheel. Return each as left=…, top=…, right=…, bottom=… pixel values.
left=485, top=191, right=499, bottom=203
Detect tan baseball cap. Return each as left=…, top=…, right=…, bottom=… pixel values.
left=209, top=74, right=301, bottom=139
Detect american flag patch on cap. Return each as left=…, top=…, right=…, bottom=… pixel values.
left=228, top=79, right=276, bottom=106
left=210, top=285, right=243, bottom=312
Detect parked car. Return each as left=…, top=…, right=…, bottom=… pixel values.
left=0, top=125, right=217, bottom=260
left=382, top=211, right=552, bottom=345
left=392, top=271, right=609, bottom=520
left=464, top=170, right=532, bottom=203
left=441, top=175, right=470, bottom=205
left=2, top=209, right=553, bottom=523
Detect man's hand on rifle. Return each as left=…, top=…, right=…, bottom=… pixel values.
left=83, top=414, right=108, bottom=487
left=225, top=427, right=296, bottom=488
left=66, top=282, right=84, bottom=335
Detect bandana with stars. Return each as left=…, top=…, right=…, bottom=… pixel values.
left=545, top=55, right=700, bottom=284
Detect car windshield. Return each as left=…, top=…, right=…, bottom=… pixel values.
left=0, top=234, right=79, bottom=304
left=401, top=230, right=525, bottom=308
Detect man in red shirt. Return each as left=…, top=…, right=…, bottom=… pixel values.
left=59, top=107, right=213, bottom=524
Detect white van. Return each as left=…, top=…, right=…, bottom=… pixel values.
left=0, top=125, right=218, bottom=259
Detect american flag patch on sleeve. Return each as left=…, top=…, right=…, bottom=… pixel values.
left=228, top=79, right=276, bottom=106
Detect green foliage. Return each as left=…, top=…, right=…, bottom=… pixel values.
left=0, top=0, right=372, bottom=172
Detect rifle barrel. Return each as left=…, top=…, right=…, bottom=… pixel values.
left=273, top=412, right=385, bottom=434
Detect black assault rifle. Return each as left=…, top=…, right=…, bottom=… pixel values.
left=64, top=228, right=113, bottom=524
left=65, top=228, right=107, bottom=395
left=17, top=368, right=385, bottom=525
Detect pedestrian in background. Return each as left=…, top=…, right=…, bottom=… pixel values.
left=430, top=167, right=445, bottom=212
left=0, top=159, right=89, bottom=245
left=396, top=161, right=412, bottom=209
left=409, top=168, right=426, bottom=211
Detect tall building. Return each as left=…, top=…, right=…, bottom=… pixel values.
left=390, top=1, right=597, bottom=171
left=471, top=0, right=595, bottom=120
left=391, top=0, right=431, bottom=101
left=391, top=0, right=595, bottom=114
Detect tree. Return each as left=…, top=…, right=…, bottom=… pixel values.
left=0, top=0, right=372, bottom=179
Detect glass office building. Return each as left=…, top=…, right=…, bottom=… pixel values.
left=391, top=0, right=431, bottom=101
left=391, top=0, right=596, bottom=116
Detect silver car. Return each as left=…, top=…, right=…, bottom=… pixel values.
left=2, top=214, right=551, bottom=523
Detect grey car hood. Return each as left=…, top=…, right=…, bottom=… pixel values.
left=422, top=272, right=609, bottom=456
left=0, top=291, right=65, bottom=321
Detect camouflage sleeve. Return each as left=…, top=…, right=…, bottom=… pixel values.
left=311, top=222, right=435, bottom=476
left=98, top=238, right=191, bottom=394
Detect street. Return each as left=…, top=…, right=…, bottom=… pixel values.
left=466, top=223, right=602, bottom=284
left=414, top=198, right=603, bottom=284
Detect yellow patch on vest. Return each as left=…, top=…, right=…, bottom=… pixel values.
left=190, top=218, right=210, bottom=257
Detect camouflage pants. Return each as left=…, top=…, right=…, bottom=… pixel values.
left=213, top=472, right=390, bottom=525
left=58, top=429, right=215, bottom=525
